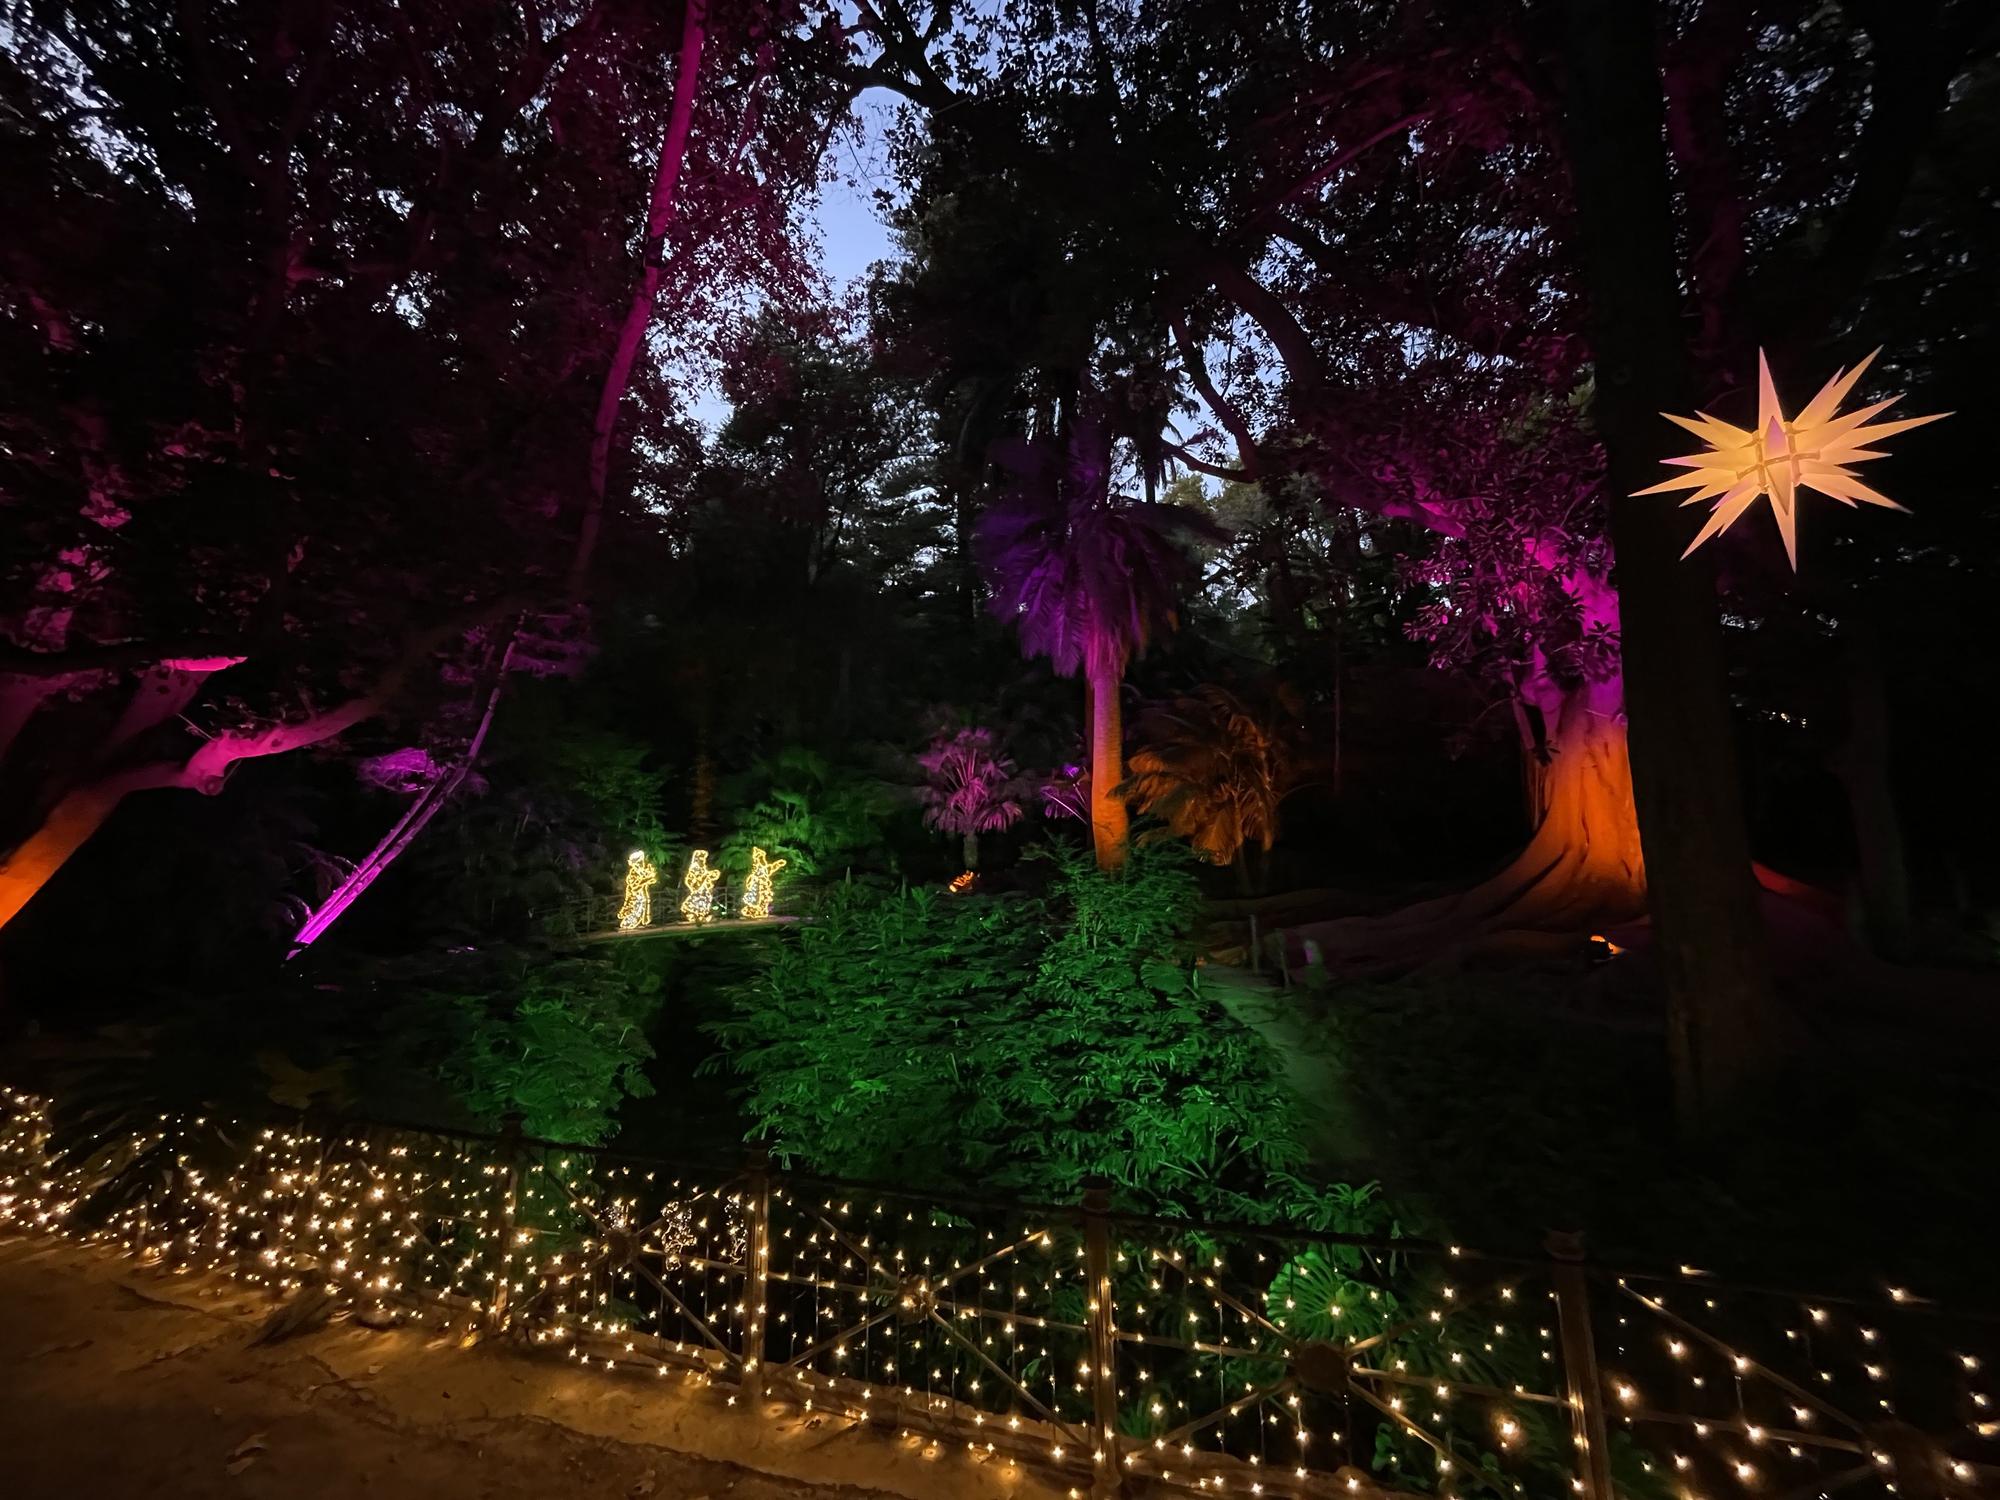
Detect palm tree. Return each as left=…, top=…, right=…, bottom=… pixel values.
left=916, top=726, right=1028, bottom=870
left=976, top=422, right=1222, bottom=870
left=1122, top=685, right=1301, bottom=882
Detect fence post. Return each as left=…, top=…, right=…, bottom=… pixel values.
left=487, top=1112, right=524, bottom=1333
left=1547, top=1229, right=1615, bottom=1500
left=1081, top=1177, right=1127, bottom=1499
left=740, top=1147, right=771, bottom=1404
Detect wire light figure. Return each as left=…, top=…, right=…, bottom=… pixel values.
left=680, top=849, right=720, bottom=925
left=616, top=849, right=658, bottom=930
left=739, top=846, right=786, bottom=920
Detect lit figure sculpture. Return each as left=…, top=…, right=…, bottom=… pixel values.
left=680, top=848, right=721, bottom=924
left=739, top=846, right=786, bottom=920
left=616, top=850, right=658, bottom=930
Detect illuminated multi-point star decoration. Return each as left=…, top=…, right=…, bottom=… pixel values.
left=1634, top=349, right=1947, bottom=568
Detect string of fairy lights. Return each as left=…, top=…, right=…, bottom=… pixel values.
left=1, top=1084, right=1992, bottom=1500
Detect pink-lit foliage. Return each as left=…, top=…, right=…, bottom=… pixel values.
left=1366, top=382, right=1623, bottom=749
left=917, top=728, right=1028, bottom=870
left=0, top=0, right=851, bottom=936
left=1038, top=763, right=1089, bottom=822
left=355, top=748, right=451, bottom=796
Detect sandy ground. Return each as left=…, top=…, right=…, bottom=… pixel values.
left=0, top=1237, right=1066, bottom=1500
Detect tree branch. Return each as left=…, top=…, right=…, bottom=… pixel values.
left=1208, top=258, right=1333, bottom=392
left=1249, top=109, right=1431, bottom=228
left=572, top=0, right=710, bottom=594
left=1162, top=440, right=1252, bottom=483
left=1762, top=2, right=1993, bottom=343
left=1268, top=215, right=1535, bottom=362
left=1170, top=317, right=1261, bottom=478
left=0, top=638, right=249, bottom=679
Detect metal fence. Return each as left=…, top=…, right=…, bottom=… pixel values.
left=2, top=1084, right=1993, bottom=1499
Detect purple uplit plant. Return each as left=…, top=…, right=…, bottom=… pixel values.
left=975, top=421, right=1222, bottom=871
left=356, top=746, right=448, bottom=795
left=1038, top=762, right=1089, bottom=822
left=916, top=727, right=1028, bottom=871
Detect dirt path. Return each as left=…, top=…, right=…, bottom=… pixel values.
left=0, top=1238, right=1057, bottom=1500
left=1202, top=962, right=1377, bottom=1172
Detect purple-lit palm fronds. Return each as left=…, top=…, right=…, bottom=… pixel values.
left=974, top=425, right=1223, bottom=681
left=1038, top=763, right=1089, bottom=821
left=917, top=727, right=1028, bottom=869
left=974, top=421, right=1223, bottom=869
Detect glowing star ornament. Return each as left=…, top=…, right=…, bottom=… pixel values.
left=616, top=850, right=658, bottom=930
left=1635, top=349, right=1947, bottom=568
left=680, top=849, right=720, bottom=924
left=738, top=846, right=786, bottom=920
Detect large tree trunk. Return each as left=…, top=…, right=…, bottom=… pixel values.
left=1830, top=624, right=1911, bottom=956
left=1087, top=662, right=1128, bottom=871
left=1282, top=679, right=1645, bottom=968
left=569, top=0, right=709, bottom=594
left=0, top=766, right=177, bottom=930
left=1513, top=686, right=1647, bottom=923
left=1561, top=0, right=1784, bottom=1135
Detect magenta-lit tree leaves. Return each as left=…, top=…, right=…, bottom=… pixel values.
left=0, top=0, right=847, bottom=937
left=915, top=727, right=1028, bottom=871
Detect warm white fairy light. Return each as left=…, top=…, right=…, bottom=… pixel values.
left=616, top=849, right=659, bottom=930
left=0, top=1086, right=1987, bottom=1500
left=680, top=849, right=720, bottom=924
left=738, top=846, right=786, bottom=921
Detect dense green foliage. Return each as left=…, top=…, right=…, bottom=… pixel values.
left=717, top=747, right=904, bottom=881
left=709, top=843, right=1364, bottom=1221
left=420, top=950, right=664, bottom=1144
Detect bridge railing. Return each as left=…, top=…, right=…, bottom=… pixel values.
left=2, top=1085, right=1993, bottom=1499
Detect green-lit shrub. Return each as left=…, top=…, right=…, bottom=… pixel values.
left=426, top=951, right=663, bottom=1143
left=707, top=842, right=1364, bottom=1222
left=717, top=747, right=903, bottom=880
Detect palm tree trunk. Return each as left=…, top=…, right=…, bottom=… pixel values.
left=963, top=829, right=979, bottom=871
left=1088, top=662, right=1128, bottom=871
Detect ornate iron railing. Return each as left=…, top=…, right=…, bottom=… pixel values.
left=2, top=1084, right=1993, bottom=1499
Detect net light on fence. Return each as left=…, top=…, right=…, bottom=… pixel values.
left=3, top=1085, right=1991, bottom=1500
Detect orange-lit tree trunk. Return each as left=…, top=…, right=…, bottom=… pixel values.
left=1502, top=682, right=1647, bottom=926
left=1087, top=661, right=1129, bottom=871
left=1283, top=677, right=1644, bottom=970
left=0, top=765, right=181, bottom=931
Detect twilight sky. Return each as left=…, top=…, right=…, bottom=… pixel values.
left=815, top=95, right=900, bottom=288
left=686, top=95, right=897, bottom=434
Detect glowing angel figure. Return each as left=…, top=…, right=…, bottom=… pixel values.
left=738, top=846, right=787, bottom=920
left=1635, top=349, right=1947, bottom=568
left=680, top=849, right=720, bottom=925
left=616, top=850, right=658, bottom=930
